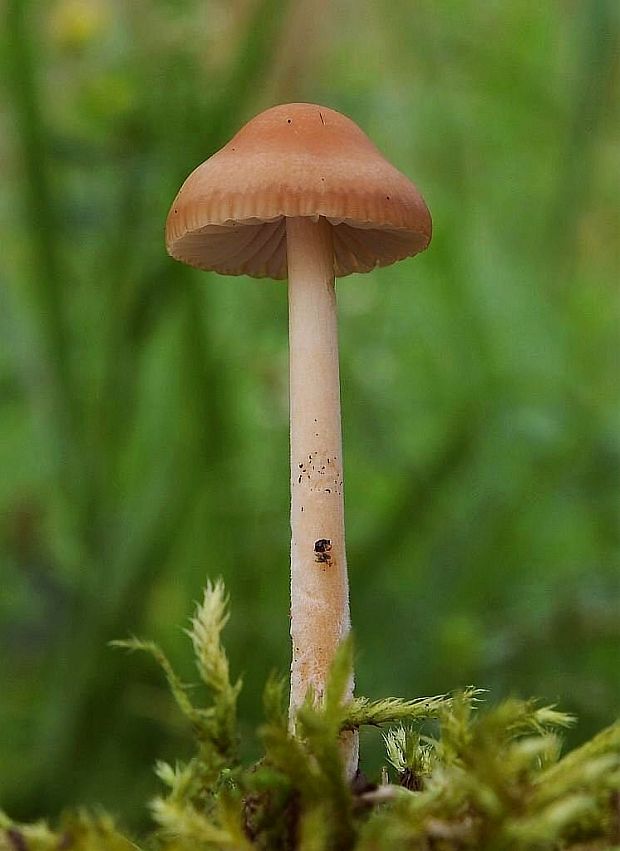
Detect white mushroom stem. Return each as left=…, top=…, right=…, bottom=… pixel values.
left=286, top=215, right=358, bottom=778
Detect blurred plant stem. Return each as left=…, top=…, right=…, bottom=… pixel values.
left=207, top=0, right=293, bottom=141
left=550, top=0, right=619, bottom=280
left=352, top=413, right=475, bottom=578
left=5, top=0, right=77, bottom=463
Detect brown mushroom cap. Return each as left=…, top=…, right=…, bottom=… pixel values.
left=165, top=103, right=432, bottom=279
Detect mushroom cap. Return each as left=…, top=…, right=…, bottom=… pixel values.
left=166, top=103, right=432, bottom=279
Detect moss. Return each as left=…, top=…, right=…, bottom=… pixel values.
left=2, top=581, right=619, bottom=850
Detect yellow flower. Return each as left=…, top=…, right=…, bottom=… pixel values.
left=49, top=0, right=109, bottom=52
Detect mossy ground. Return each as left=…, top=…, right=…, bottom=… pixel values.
left=2, top=581, right=618, bottom=851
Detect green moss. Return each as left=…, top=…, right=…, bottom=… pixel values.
left=2, top=582, right=619, bottom=850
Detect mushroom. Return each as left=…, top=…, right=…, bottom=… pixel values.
left=165, top=103, right=431, bottom=778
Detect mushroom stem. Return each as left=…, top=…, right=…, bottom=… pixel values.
left=286, top=215, right=358, bottom=778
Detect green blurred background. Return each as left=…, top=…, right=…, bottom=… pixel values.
left=1, top=0, right=618, bottom=829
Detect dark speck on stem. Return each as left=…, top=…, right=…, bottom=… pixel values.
left=314, top=538, right=332, bottom=564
